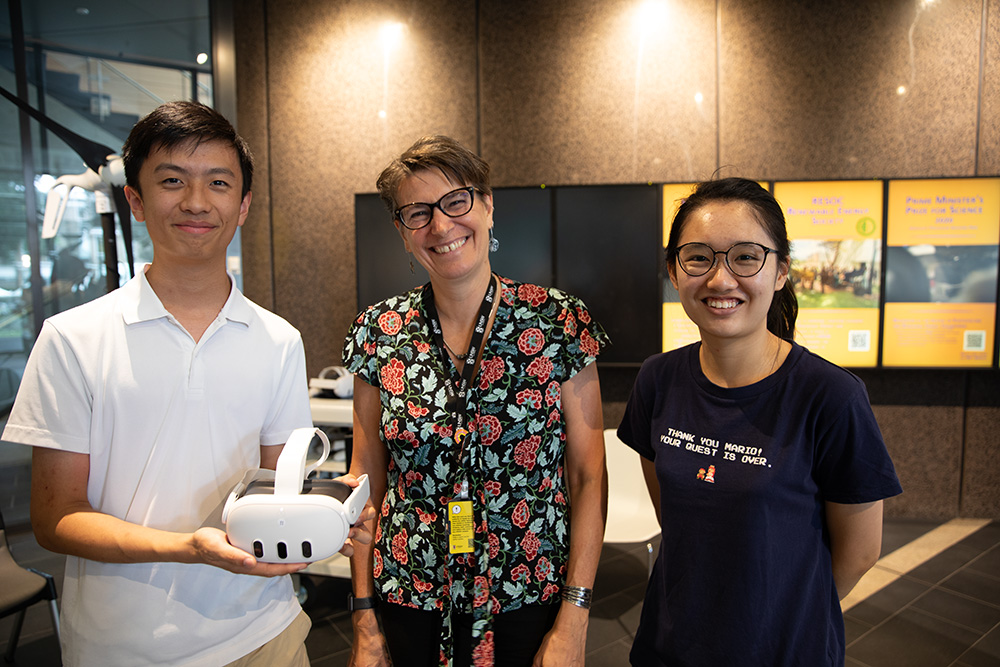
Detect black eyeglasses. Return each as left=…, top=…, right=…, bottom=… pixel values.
left=394, top=186, right=477, bottom=230
left=674, top=242, right=777, bottom=277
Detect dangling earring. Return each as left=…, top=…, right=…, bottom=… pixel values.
left=489, top=227, right=499, bottom=253
left=409, top=256, right=415, bottom=274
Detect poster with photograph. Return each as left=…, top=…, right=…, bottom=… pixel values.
left=774, top=180, right=883, bottom=367
left=883, top=178, right=1000, bottom=368
left=662, top=183, right=701, bottom=352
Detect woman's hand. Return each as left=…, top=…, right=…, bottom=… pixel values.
left=348, top=609, right=392, bottom=667
left=532, top=604, right=588, bottom=666
left=333, top=472, right=378, bottom=557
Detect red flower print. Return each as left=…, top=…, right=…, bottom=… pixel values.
left=517, top=284, right=548, bottom=307
left=405, top=307, right=419, bottom=325
left=473, top=575, right=490, bottom=608
left=512, top=499, right=530, bottom=528
left=559, top=308, right=578, bottom=337
left=373, top=548, right=383, bottom=577
left=407, top=400, right=429, bottom=418
left=472, top=631, right=495, bottom=667
left=546, top=408, right=560, bottom=428
left=385, top=419, right=399, bottom=440
left=576, top=306, right=591, bottom=324
left=484, top=480, right=502, bottom=496
left=477, top=356, right=505, bottom=390
left=391, top=529, right=409, bottom=564
left=544, top=381, right=560, bottom=406
left=541, top=582, right=560, bottom=601
left=477, top=414, right=502, bottom=446
left=554, top=491, right=565, bottom=505
left=488, top=532, right=500, bottom=558
left=515, top=388, right=543, bottom=410
left=415, top=507, right=437, bottom=524
left=527, top=355, right=554, bottom=384
left=405, top=470, right=424, bottom=487
left=378, top=310, right=402, bottom=335
left=514, top=435, right=540, bottom=471
left=363, top=341, right=376, bottom=355
left=380, top=358, right=406, bottom=395
left=412, top=574, right=434, bottom=593
left=501, top=284, right=516, bottom=305
left=580, top=328, right=600, bottom=357
left=517, top=328, right=545, bottom=355
left=521, top=530, right=540, bottom=561
left=511, top=563, right=531, bottom=582
left=415, top=340, right=430, bottom=354
left=432, top=422, right=454, bottom=438
left=534, top=556, right=552, bottom=580
left=539, top=476, right=552, bottom=491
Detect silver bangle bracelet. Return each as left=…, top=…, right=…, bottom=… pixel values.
left=561, top=585, right=593, bottom=609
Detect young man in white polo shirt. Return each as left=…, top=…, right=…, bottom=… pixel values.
left=3, top=101, right=370, bottom=666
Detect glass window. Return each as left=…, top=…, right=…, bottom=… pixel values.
left=0, top=0, right=215, bottom=508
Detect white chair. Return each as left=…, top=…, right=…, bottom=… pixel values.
left=603, top=428, right=660, bottom=576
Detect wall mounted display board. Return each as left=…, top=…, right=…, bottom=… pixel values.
left=555, top=185, right=662, bottom=365
left=661, top=183, right=701, bottom=352
left=355, top=188, right=554, bottom=312
left=774, top=180, right=883, bottom=367
left=883, top=178, right=1000, bottom=368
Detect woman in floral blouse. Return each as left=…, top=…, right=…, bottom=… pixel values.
left=343, top=136, right=608, bottom=667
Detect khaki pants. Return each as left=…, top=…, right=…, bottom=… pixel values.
left=225, top=610, right=311, bottom=667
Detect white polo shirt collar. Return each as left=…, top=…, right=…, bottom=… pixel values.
left=121, top=264, right=253, bottom=328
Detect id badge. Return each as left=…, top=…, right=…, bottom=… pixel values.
left=448, top=500, right=474, bottom=554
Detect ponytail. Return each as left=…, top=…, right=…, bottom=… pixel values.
left=768, top=281, right=798, bottom=340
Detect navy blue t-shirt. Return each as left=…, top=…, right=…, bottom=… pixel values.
left=618, top=342, right=902, bottom=667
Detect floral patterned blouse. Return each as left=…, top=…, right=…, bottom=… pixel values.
left=343, top=275, right=607, bottom=666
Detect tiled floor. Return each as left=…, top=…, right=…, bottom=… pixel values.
left=3, top=514, right=998, bottom=666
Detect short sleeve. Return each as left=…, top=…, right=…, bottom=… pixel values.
left=616, top=354, right=660, bottom=461
left=3, top=320, right=93, bottom=453
left=548, top=289, right=609, bottom=378
left=342, top=306, right=381, bottom=387
left=813, top=378, right=902, bottom=504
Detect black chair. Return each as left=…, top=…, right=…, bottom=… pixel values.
left=0, top=508, right=60, bottom=663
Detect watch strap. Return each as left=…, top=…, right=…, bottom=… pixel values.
left=348, top=593, right=378, bottom=612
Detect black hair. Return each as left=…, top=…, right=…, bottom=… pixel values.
left=122, top=101, right=254, bottom=198
left=665, top=177, right=797, bottom=340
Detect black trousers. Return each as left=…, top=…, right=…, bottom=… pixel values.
left=380, top=602, right=560, bottom=667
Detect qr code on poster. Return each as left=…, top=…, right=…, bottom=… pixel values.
left=848, top=330, right=870, bottom=352
left=963, top=330, right=986, bottom=352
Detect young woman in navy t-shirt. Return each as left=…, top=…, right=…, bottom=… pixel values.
left=618, top=177, right=902, bottom=666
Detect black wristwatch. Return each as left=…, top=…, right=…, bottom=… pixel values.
left=348, top=593, right=378, bottom=612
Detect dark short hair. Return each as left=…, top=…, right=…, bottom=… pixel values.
left=122, top=101, right=254, bottom=198
left=665, top=177, right=798, bottom=340
left=376, top=135, right=491, bottom=215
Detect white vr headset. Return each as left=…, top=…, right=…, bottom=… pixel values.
left=222, top=427, right=369, bottom=563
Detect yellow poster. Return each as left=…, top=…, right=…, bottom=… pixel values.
left=888, top=178, right=1000, bottom=246
left=884, top=178, right=1000, bottom=368
left=775, top=181, right=883, bottom=367
left=883, top=303, right=995, bottom=367
left=662, top=184, right=698, bottom=352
